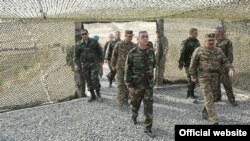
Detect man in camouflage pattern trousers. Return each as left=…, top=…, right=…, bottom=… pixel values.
left=125, top=31, right=156, bottom=137
left=66, top=45, right=87, bottom=98
left=105, top=31, right=121, bottom=87
left=178, top=28, right=200, bottom=99
left=214, top=26, right=237, bottom=106
left=111, top=30, right=136, bottom=106
left=74, top=29, right=104, bottom=102
left=189, top=33, right=236, bottom=125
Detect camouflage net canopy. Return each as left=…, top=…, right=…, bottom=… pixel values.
left=0, top=0, right=250, bottom=21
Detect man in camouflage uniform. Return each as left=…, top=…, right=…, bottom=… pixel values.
left=111, top=30, right=136, bottom=106
left=103, top=33, right=114, bottom=56
left=125, top=31, right=156, bottom=137
left=105, top=31, right=121, bottom=87
left=74, top=29, right=104, bottom=102
left=189, top=33, right=236, bottom=125
left=66, top=45, right=87, bottom=98
left=214, top=26, right=237, bottom=106
left=178, top=28, right=200, bottom=99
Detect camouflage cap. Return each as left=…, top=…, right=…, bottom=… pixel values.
left=125, top=30, right=134, bottom=36
left=205, top=33, right=215, bottom=39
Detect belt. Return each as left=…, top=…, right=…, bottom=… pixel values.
left=199, top=69, right=219, bottom=73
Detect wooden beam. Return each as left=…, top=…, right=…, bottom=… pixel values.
left=155, top=19, right=168, bottom=86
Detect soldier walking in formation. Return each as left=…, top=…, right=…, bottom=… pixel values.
left=74, top=29, right=104, bottom=102
left=111, top=30, right=136, bottom=107
left=125, top=31, right=156, bottom=137
left=189, top=33, right=236, bottom=125
left=178, top=28, right=200, bottom=99
left=213, top=26, right=237, bottom=106
left=66, top=45, right=87, bottom=98
left=105, top=31, right=121, bottom=87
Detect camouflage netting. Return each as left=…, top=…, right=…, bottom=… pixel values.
left=0, top=0, right=249, bottom=112
left=0, top=0, right=250, bottom=21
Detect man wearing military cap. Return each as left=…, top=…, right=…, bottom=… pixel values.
left=111, top=30, right=137, bottom=107
left=189, top=33, right=236, bottom=125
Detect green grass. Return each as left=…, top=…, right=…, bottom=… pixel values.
left=0, top=49, right=53, bottom=89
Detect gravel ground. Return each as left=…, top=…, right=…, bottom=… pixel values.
left=0, top=64, right=250, bottom=141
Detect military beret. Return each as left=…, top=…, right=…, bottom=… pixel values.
left=205, top=33, right=215, bottom=39
left=125, top=30, right=134, bottom=36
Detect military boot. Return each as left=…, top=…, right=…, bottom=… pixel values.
left=144, top=127, right=155, bottom=138
left=229, top=100, right=238, bottom=106
left=214, top=97, right=221, bottom=102
left=187, top=90, right=197, bottom=99
left=109, top=81, right=112, bottom=88
left=131, top=116, right=137, bottom=125
left=88, top=90, right=96, bottom=102
left=95, top=90, right=101, bottom=98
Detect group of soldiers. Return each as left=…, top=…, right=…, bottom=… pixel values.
left=66, top=29, right=155, bottom=137
left=66, top=26, right=237, bottom=137
left=179, top=26, right=237, bottom=125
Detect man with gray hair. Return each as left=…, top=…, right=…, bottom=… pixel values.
left=213, top=26, right=237, bottom=106
left=125, top=31, right=156, bottom=137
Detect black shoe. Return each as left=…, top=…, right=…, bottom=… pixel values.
left=214, top=97, right=221, bottom=102
left=74, top=91, right=79, bottom=99
left=96, top=90, right=101, bottom=98
left=88, top=96, right=96, bottom=102
left=190, top=95, right=198, bottom=99
left=88, top=90, right=96, bottom=102
left=131, top=117, right=137, bottom=125
left=229, top=100, right=238, bottom=106
left=144, top=128, right=155, bottom=138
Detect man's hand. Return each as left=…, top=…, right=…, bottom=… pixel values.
left=74, top=65, right=79, bottom=72
left=104, top=59, right=109, bottom=64
left=127, top=87, right=135, bottom=93
left=191, top=77, right=197, bottom=83
left=229, top=69, right=236, bottom=77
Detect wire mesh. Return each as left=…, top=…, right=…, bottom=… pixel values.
left=0, top=19, right=249, bottom=112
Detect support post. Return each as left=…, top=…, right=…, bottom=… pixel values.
left=155, top=19, right=168, bottom=86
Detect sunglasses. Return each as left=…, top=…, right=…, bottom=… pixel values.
left=81, top=33, right=88, bottom=36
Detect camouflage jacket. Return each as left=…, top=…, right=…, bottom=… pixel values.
left=125, top=46, right=156, bottom=88
left=105, top=39, right=121, bottom=60
left=179, top=37, right=200, bottom=67
left=215, top=37, right=233, bottom=64
left=111, top=40, right=136, bottom=70
left=189, top=46, right=234, bottom=80
left=74, top=38, right=103, bottom=68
